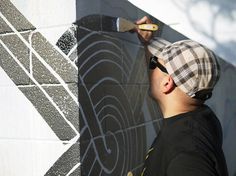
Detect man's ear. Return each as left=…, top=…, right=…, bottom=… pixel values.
left=161, top=75, right=175, bottom=94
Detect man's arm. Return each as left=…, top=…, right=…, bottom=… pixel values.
left=135, top=16, right=153, bottom=44
left=167, top=152, right=216, bottom=176
left=135, top=16, right=153, bottom=65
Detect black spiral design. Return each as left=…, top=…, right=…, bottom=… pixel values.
left=76, top=26, right=147, bottom=175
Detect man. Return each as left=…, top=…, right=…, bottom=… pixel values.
left=134, top=16, right=228, bottom=176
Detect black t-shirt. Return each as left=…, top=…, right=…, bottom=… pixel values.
left=141, top=105, right=228, bottom=176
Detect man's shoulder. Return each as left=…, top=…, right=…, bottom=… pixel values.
left=160, top=116, right=211, bottom=156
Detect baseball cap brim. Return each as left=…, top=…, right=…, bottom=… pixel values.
left=147, top=37, right=171, bottom=59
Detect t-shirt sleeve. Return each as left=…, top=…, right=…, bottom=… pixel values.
left=166, top=152, right=216, bottom=176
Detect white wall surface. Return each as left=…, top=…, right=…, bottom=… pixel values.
left=10, top=0, right=76, bottom=44
left=1, top=1, right=77, bottom=175
left=2, top=0, right=235, bottom=175
left=0, top=67, right=69, bottom=176
left=128, top=0, right=236, bottom=65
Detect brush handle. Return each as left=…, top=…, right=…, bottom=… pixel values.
left=138, top=24, right=158, bottom=31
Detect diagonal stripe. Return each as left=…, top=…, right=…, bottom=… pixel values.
left=0, top=12, right=78, bottom=106
left=68, top=43, right=78, bottom=56
left=45, top=30, right=78, bottom=69
left=0, top=40, right=79, bottom=138
left=66, top=162, right=81, bottom=176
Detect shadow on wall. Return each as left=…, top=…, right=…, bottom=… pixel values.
left=170, top=0, right=236, bottom=175
left=70, top=0, right=236, bottom=175
left=207, top=58, right=236, bottom=176
left=74, top=18, right=161, bottom=175
left=73, top=1, right=166, bottom=175
left=171, top=0, right=236, bottom=65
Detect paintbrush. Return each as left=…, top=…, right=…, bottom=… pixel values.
left=117, top=17, right=158, bottom=32
left=102, top=15, right=158, bottom=32
left=76, top=14, right=158, bottom=32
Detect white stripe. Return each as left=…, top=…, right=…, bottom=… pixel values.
left=82, top=59, right=128, bottom=79
left=0, top=40, right=79, bottom=137
left=33, top=27, right=78, bottom=70
left=66, top=162, right=81, bottom=176
left=79, top=49, right=121, bottom=71
left=29, top=31, right=33, bottom=76
left=76, top=29, right=98, bottom=45
left=68, top=43, right=78, bottom=56
left=77, top=40, right=122, bottom=59
left=0, top=12, right=78, bottom=106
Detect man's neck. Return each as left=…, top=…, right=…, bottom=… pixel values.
left=160, top=100, right=203, bottom=119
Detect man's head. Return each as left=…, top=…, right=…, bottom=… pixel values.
left=148, top=38, right=220, bottom=103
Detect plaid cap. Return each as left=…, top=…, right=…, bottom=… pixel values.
left=148, top=37, right=220, bottom=100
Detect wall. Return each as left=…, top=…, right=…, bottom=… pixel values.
left=75, top=1, right=163, bottom=175
left=0, top=0, right=79, bottom=175
left=127, top=1, right=236, bottom=175
left=0, top=0, right=235, bottom=175
left=128, top=0, right=236, bottom=66
left=75, top=0, right=236, bottom=175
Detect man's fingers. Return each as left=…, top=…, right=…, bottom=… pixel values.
left=135, top=16, right=152, bottom=25
left=137, top=30, right=153, bottom=43
left=134, top=16, right=153, bottom=44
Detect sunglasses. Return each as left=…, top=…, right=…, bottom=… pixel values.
left=149, top=56, right=168, bottom=73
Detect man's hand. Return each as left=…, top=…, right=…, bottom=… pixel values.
left=135, top=16, right=153, bottom=44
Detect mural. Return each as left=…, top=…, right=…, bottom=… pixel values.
left=0, top=0, right=235, bottom=175
left=56, top=19, right=165, bottom=175
left=0, top=0, right=79, bottom=175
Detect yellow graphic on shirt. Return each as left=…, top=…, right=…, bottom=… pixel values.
left=141, top=147, right=154, bottom=176
left=127, top=171, right=133, bottom=176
